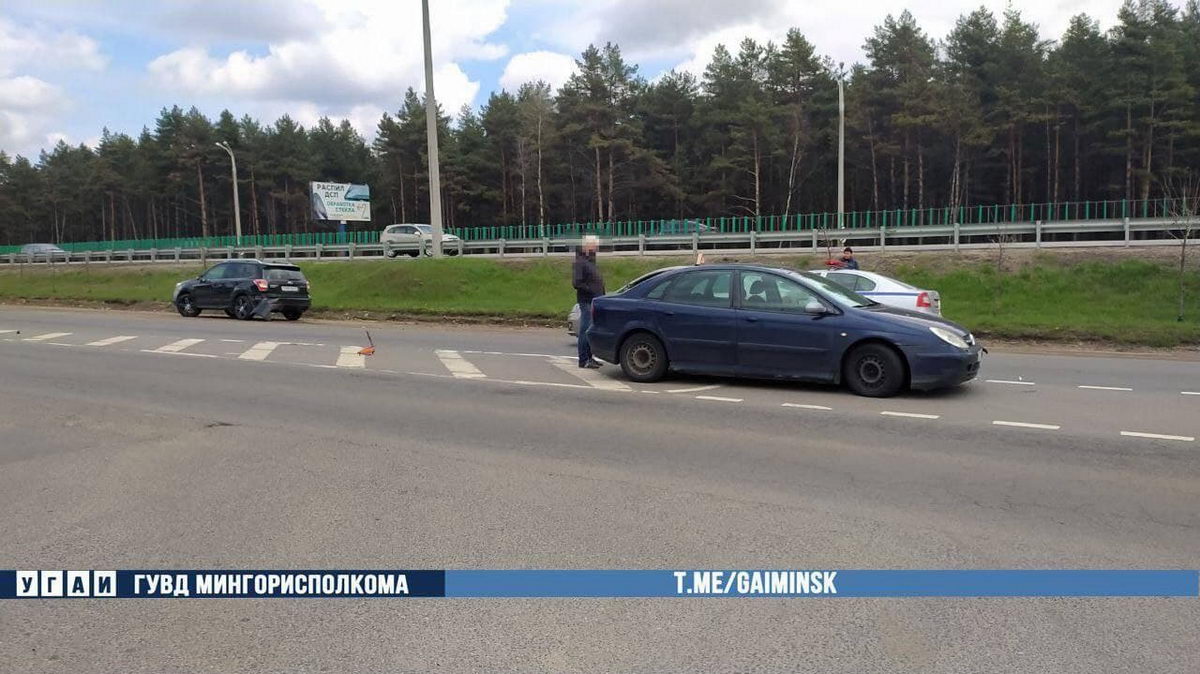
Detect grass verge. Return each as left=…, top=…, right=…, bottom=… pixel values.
left=0, top=253, right=1197, bottom=347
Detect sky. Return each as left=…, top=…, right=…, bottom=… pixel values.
left=0, top=0, right=1140, bottom=159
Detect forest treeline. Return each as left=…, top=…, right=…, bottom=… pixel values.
left=1, top=0, right=1197, bottom=244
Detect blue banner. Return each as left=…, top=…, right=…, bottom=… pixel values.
left=2, top=569, right=1195, bottom=599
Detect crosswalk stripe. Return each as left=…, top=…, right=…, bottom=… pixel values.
left=552, top=360, right=632, bottom=391
left=86, top=335, right=137, bottom=347
left=152, top=338, right=205, bottom=353
left=336, top=346, right=366, bottom=368
left=435, top=349, right=486, bottom=378
left=239, top=341, right=281, bottom=361
left=23, top=332, right=71, bottom=342
left=0, top=330, right=18, bottom=334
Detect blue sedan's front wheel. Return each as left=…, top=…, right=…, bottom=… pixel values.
left=843, top=343, right=905, bottom=397
left=619, top=332, right=668, bottom=383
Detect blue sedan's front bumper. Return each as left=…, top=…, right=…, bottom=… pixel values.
left=903, top=344, right=983, bottom=390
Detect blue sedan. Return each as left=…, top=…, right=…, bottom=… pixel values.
left=586, top=264, right=982, bottom=397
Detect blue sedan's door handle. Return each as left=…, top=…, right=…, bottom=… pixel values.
left=658, top=309, right=675, bottom=316
left=743, top=316, right=759, bottom=322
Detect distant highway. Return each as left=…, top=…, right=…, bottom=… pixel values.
left=1, top=306, right=1198, bottom=672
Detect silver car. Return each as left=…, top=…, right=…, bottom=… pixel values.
left=21, top=243, right=68, bottom=261
left=808, top=268, right=942, bottom=316
left=567, top=265, right=687, bottom=336
left=381, top=224, right=462, bottom=257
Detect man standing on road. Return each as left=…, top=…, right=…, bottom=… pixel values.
left=573, top=235, right=605, bottom=369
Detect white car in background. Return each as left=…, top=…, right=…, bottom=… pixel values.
left=381, top=224, right=462, bottom=257
left=808, top=268, right=942, bottom=316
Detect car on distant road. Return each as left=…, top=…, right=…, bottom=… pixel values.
left=20, top=243, right=68, bottom=260
left=808, top=268, right=942, bottom=316
left=650, top=219, right=711, bottom=235
left=568, top=266, right=687, bottom=336
left=381, top=224, right=462, bottom=257
left=173, top=260, right=311, bottom=321
left=587, top=264, right=980, bottom=397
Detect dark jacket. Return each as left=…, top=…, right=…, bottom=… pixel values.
left=840, top=257, right=860, bottom=270
left=572, top=251, right=605, bottom=303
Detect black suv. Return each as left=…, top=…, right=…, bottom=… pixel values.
left=173, top=260, right=311, bottom=321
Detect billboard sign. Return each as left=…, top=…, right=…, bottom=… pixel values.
left=311, top=182, right=371, bottom=222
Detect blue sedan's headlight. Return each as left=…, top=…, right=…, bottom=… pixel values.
left=929, top=326, right=969, bottom=349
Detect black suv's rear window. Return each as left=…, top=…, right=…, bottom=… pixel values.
left=264, top=267, right=305, bottom=281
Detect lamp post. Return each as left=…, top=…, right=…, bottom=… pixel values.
left=214, top=141, right=242, bottom=245
left=837, top=67, right=845, bottom=231
left=421, top=0, right=444, bottom=257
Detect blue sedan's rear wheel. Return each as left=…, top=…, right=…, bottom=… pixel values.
left=619, top=332, right=668, bottom=383
left=844, top=343, right=905, bottom=397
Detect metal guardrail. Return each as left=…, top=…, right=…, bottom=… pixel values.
left=1, top=218, right=1195, bottom=267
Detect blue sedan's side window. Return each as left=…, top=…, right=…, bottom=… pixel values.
left=741, top=272, right=818, bottom=312
left=658, top=271, right=732, bottom=308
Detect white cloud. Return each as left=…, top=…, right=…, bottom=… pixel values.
left=499, top=51, right=576, bottom=92
left=0, top=17, right=106, bottom=155
left=0, top=17, right=107, bottom=76
left=541, top=0, right=1131, bottom=80
left=147, top=0, right=508, bottom=127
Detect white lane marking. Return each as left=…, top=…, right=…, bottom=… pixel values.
left=986, top=379, right=1036, bottom=386
left=140, top=350, right=218, bottom=358
left=640, top=390, right=661, bottom=394
left=665, top=384, right=721, bottom=394
left=306, top=364, right=339, bottom=369
left=696, top=395, right=742, bottom=403
left=23, top=332, right=71, bottom=342
left=511, top=379, right=592, bottom=390
left=459, top=349, right=574, bottom=361
left=0, top=330, right=18, bottom=334
left=337, top=346, right=366, bottom=369
left=239, top=341, right=282, bottom=361
left=86, top=335, right=137, bottom=347
left=881, top=411, right=940, bottom=420
left=1182, top=391, right=1200, bottom=396
left=435, top=349, right=485, bottom=379
left=1120, top=431, right=1194, bottom=442
left=151, top=338, right=204, bottom=353
left=1078, top=385, right=1133, bottom=391
left=552, top=360, right=633, bottom=390
left=781, top=403, right=833, bottom=411
left=220, top=339, right=246, bottom=343
left=993, top=420, right=1061, bottom=430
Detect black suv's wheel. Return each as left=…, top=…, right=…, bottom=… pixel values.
left=232, top=294, right=256, bottom=320
left=843, top=343, right=906, bottom=397
left=619, top=332, right=668, bottom=383
left=281, top=308, right=303, bottom=321
left=176, top=293, right=201, bottom=317
left=224, top=308, right=237, bottom=319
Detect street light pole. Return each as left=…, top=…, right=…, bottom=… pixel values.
left=421, top=0, right=444, bottom=257
left=215, top=142, right=242, bottom=245
left=837, top=72, right=845, bottom=231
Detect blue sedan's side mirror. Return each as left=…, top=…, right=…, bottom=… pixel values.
left=804, top=300, right=828, bottom=315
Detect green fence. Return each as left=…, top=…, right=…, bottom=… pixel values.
left=1, top=197, right=1189, bottom=254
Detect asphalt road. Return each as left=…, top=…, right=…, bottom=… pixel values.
left=1, top=306, right=1198, bottom=673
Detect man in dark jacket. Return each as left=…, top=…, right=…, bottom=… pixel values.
left=838, top=247, right=859, bottom=270
left=572, top=235, right=605, bottom=368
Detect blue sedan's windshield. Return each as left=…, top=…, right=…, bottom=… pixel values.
left=791, top=271, right=877, bottom=308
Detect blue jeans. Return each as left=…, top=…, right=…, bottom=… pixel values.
left=577, top=300, right=593, bottom=366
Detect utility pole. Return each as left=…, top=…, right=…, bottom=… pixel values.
left=421, top=0, right=444, bottom=257
left=215, top=141, right=242, bottom=245
left=837, top=69, right=845, bottom=231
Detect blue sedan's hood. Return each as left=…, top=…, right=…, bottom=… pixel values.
left=858, top=303, right=973, bottom=337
